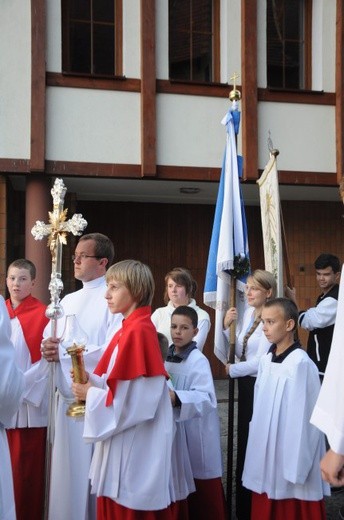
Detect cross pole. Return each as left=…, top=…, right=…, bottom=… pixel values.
left=31, top=177, right=87, bottom=519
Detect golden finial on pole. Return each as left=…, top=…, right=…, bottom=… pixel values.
left=229, top=72, right=241, bottom=102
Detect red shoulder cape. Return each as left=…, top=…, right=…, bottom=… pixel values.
left=6, top=295, right=49, bottom=363
left=94, top=306, right=168, bottom=406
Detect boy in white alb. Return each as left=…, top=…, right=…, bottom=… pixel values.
left=5, top=258, right=49, bottom=520
left=41, top=233, right=122, bottom=520
left=243, top=298, right=329, bottom=520
left=72, top=260, right=174, bottom=519
left=165, top=305, right=226, bottom=520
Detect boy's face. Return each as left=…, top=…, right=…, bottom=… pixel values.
left=261, top=305, right=294, bottom=346
left=315, top=266, right=339, bottom=293
left=6, top=267, right=35, bottom=304
left=105, top=277, right=136, bottom=318
left=171, top=314, right=198, bottom=351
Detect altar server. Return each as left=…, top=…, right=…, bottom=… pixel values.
left=165, top=305, right=226, bottom=520
left=5, top=259, right=49, bottom=520
left=243, top=298, right=329, bottom=520
left=72, top=259, right=173, bottom=519
left=41, top=233, right=121, bottom=520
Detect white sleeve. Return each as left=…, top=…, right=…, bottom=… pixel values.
left=0, top=298, right=24, bottom=425
left=299, top=297, right=337, bottom=330
left=83, top=375, right=167, bottom=442
left=172, top=357, right=217, bottom=422
left=193, top=317, right=210, bottom=351
left=229, top=335, right=270, bottom=378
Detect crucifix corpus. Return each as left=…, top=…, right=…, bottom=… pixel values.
left=31, top=177, right=87, bottom=518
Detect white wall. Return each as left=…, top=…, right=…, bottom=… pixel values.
left=157, top=94, right=232, bottom=167
left=46, top=88, right=141, bottom=163
left=258, top=102, right=336, bottom=172
left=0, top=0, right=31, bottom=158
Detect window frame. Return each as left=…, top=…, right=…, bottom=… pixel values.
left=168, top=0, right=220, bottom=84
left=61, top=0, right=123, bottom=78
left=266, top=0, right=312, bottom=91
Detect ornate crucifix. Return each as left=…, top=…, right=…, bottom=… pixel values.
left=31, top=178, right=87, bottom=336
left=31, top=177, right=87, bottom=519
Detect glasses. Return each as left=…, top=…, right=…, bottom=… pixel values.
left=72, top=254, right=101, bottom=262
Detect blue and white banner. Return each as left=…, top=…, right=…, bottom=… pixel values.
left=204, top=108, right=250, bottom=364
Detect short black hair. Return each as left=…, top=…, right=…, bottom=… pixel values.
left=264, top=297, right=299, bottom=331
left=314, top=253, right=340, bottom=273
left=171, top=305, right=198, bottom=328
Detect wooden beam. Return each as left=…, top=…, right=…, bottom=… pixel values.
left=241, top=0, right=258, bottom=181
left=30, top=0, right=46, bottom=172
left=140, top=0, right=157, bottom=177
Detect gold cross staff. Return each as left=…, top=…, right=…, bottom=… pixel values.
left=31, top=177, right=87, bottom=520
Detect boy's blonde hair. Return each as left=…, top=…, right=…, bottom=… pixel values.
left=106, top=260, right=155, bottom=307
left=8, top=258, right=36, bottom=280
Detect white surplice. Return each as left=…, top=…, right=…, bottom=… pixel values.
left=165, top=348, right=223, bottom=480
left=243, top=348, right=330, bottom=501
left=0, top=296, right=24, bottom=520
left=6, top=317, right=48, bottom=428
left=84, top=352, right=173, bottom=511
left=42, top=276, right=122, bottom=520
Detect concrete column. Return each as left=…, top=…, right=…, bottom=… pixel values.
left=25, top=175, right=51, bottom=304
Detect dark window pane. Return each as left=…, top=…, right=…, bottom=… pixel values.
left=69, top=22, right=91, bottom=73
left=192, top=32, right=212, bottom=81
left=169, top=0, right=190, bottom=33
left=93, top=0, right=114, bottom=23
left=192, top=0, right=212, bottom=32
left=93, top=24, right=115, bottom=75
left=70, top=0, right=91, bottom=21
left=169, top=0, right=214, bottom=82
left=170, top=28, right=191, bottom=80
left=285, top=41, right=301, bottom=88
left=266, top=0, right=306, bottom=89
left=285, top=1, right=301, bottom=40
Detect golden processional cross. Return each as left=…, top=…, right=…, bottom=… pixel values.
left=31, top=177, right=87, bottom=518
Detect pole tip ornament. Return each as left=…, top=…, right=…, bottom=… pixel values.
left=229, top=72, right=241, bottom=102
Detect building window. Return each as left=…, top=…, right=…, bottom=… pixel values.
left=62, top=0, right=122, bottom=77
left=169, top=0, right=220, bottom=83
left=266, top=0, right=311, bottom=89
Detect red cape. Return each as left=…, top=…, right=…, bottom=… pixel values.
left=6, top=295, right=49, bottom=363
left=94, top=306, right=168, bottom=406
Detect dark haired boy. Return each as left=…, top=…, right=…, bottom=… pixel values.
left=5, top=258, right=49, bottom=520
left=243, top=298, right=329, bottom=520
left=165, top=305, right=226, bottom=520
left=286, top=253, right=340, bottom=378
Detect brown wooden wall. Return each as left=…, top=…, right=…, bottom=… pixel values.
left=6, top=189, right=344, bottom=378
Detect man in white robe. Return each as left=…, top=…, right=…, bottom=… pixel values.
left=41, top=233, right=122, bottom=520
left=311, top=263, right=344, bottom=487
left=0, top=295, right=24, bottom=520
